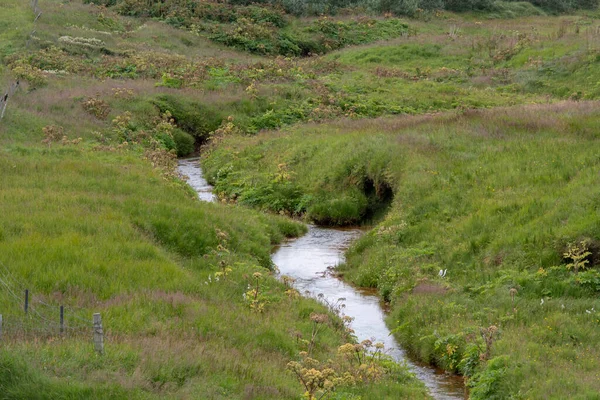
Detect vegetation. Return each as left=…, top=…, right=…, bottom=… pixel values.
left=2, top=0, right=600, bottom=398
left=206, top=101, right=600, bottom=398
left=199, top=9, right=600, bottom=399
left=0, top=0, right=425, bottom=398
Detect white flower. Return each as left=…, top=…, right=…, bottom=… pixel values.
left=540, top=299, right=544, bottom=306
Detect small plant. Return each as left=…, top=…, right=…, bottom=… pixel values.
left=337, top=340, right=386, bottom=382
left=245, top=272, right=267, bottom=312
left=509, top=288, right=518, bottom=303
left=157, top=73, right=183, bottom=89
left=479, top=325, right=499, bottom=362
left=245, top=81, right=259, bottom=99
left=112, top=112, right=134, bottom=142
left=111, top=87, right=135, bottom=99
left=82, top=96, right=111, bottom=119
left=11, top=62, right=47, bottom=89
left=307, top=313, right=329, bottom=355
left=286, top=354, right=341, bottom=400
left=61, top=136, right=83, bottom=146
left=564, top=240, right=592, bottom=273
left=273, top=163, right=293, bottom=183
left=144, top=148, right=178, bottom=179
left=41, top=125, right=64, bottom=148
left=282, top=275, right=300, bottom=298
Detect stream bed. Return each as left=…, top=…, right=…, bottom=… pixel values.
left=179, top=158, right=465, bottom=400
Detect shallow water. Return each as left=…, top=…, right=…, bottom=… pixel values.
left=178, top=159, right=465, bottom=400
left=272, top=226, right=466, bottom=400
left=178, top=158, right=216, bottom=202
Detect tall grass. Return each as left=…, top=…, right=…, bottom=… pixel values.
left=204, top=102, right=600, bottom=398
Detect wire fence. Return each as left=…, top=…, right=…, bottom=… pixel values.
left=0, top=0, right=43, bottom=122
left=0, top=261, right=104, bottom=353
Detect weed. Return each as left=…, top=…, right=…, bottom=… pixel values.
left=82, top=96, right=111, bottom=120
left=41, top=125, right=64, bottom=148
left=564, top=240, right=592, bottom=273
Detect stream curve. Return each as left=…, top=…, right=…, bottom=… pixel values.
left=179, top=158, right=465, bottom=400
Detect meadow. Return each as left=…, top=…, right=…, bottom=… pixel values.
left=205, top=102, right=600, bottom=399
left=1, top=0, right=600, bottom=398
left=0, top=1, right=428, bottom=398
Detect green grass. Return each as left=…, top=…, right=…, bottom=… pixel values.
left=0, top=2, right=430, bottom=398
left=203, top=102, right=600, bottom=398
left=2, top=0, right=600, bottom=398
left=0, top=141, right=428, bottom=398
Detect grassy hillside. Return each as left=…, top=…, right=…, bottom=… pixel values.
left=204, top=102, right=600, bottom=398
left=0, top=1, right=429, bottom=399
left=2, top=0, right=600, bottom=398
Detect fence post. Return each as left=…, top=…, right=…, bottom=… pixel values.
left=0, top=97, right=9, bottom=120
left=24, top=289, right=29, bottom=314
left=60, top=306, right=64, bottom=336
left=93, top=313, right=104, bottom=355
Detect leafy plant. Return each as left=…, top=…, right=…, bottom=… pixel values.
left=82, top=96, right=111, bottom=120
left=564, top=240, right=592, bottom=273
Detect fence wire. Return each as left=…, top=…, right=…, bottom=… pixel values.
left=0, top=261, right=97, bottom=340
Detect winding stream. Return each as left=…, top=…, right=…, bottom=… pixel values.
left=179, top=158, right=465, bottom=400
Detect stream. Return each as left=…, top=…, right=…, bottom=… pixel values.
left=179, top=158, right=466, bottom=400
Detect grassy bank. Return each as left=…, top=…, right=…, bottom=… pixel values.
left=2, top=0, right=600, bottom=398
left=0, top=1, right=430, bottom=398
left=203, top=102, right=600, bottom=398
left=0, top=117, right=430, bottom=398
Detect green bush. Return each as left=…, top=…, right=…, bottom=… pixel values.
left=444, top=0, right=495, bottom=11
left=505, top=0, right=599, bottom=12
left=173, top=129, right=195, bottom=157
left=152, top=95, right=224, bottom=143
left=486, top=1, right=547, bottom=18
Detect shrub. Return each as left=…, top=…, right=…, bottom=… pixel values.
left=41, top=125, right=65, bottom=148
left=505, top=0, right=599, bottom=12
left=82, top=96, right=111, bottom=119
left=173, top=129, right=195, bottom=157
left=486, top=1, right=547, bottom=18
left=444, top=0, right=495, bottom=11
left=152, top=95, right=225, bottom=143
left=156, top=73, right=183, bottom=89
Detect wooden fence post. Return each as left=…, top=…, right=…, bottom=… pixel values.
left=93, top=313, right=104, bottom=354
left=60, top=306, right=64, bottom=336
left=24, top=289, right=29, bottom=314
left=0, top=97, right=9, bottom=120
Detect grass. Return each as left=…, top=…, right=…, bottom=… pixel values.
left=0, top=140, right=426, bottom=398
left=2, top=0, right=600, bottom=398
left=205, top=102, right=600, bottom=398
left=0, top=1, right=429, bottom=398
